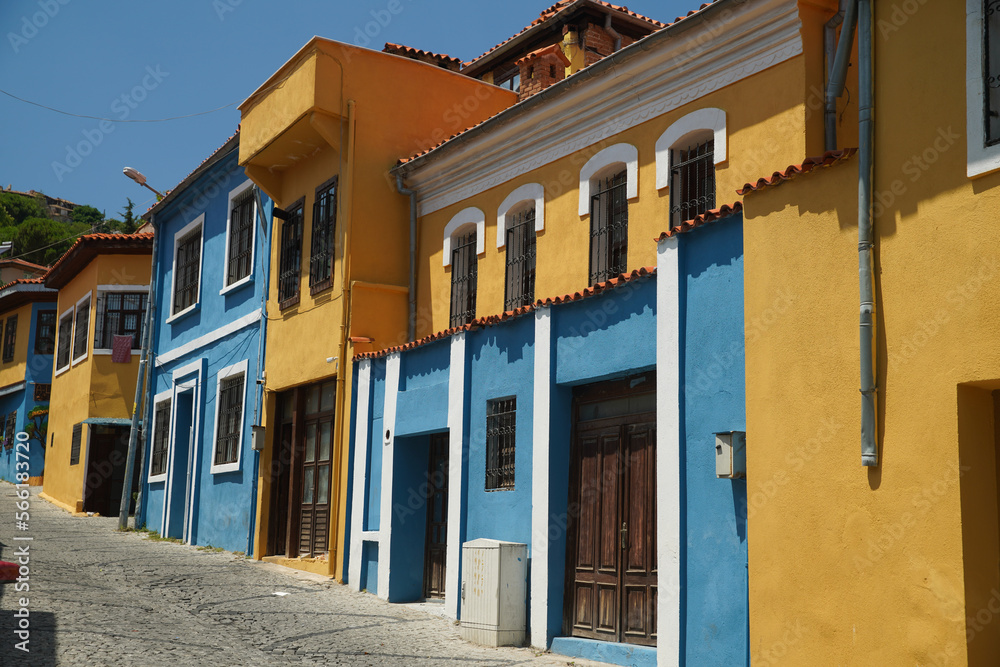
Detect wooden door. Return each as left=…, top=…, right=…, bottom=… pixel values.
left=298, top=381, right=335, bottom=557
left=267, top=393, right=293, bottom=557
left=423, top=433, right=449, bottom=598
left=564, top=375, right=656, bottom=647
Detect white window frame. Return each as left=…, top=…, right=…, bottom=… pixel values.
left=147, top=389, right=172, bottom=483
left=209, top=359, right=248, bottom=474
left=442, top=207, right=485, bottom=267
left=167, top=214, right=205, bottom=323
left=220, top=179, right=257, bottom=295
left=578, top=144, right=639, bottom=216
left=92, top=284, right=150, bottom=354
left=71, top=292, right=91, bottom=367
left=496, top=183, right=545, bottom=248
left=968, top=0, right=1000, bottom=177
left=54, top=305, right=74, bottom=377
left=655, top=108, right=727, bottom=189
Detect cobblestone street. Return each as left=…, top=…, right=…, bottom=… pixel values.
left=0, top=483, right=606, bottom=666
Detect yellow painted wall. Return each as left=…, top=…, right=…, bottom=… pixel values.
left=43, top=253, right=150, bottom=512
left=743, top=1, right=1000, bottom=662
left=415, top=56, right=816, bottom=337
left=0, top=302, right=38, bottom=389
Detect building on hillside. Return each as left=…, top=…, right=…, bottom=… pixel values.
left=343, top=0, right=844, bottom=663
left=139, top=131, right=273, bottom=554
left=236, top=35, right=516, bottom=579
left=40, top=234, right=152, bottom=516
left=1, top=187, right=77, bottom=222
left=736, top=0, right=1000, bottom=664
left=0, top=278, right=57, bottom=486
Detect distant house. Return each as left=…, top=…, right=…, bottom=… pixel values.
left=2, top=187, right=78, bottom=222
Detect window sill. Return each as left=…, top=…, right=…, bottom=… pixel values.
left=93, top=349, right=141, bottom=356
left=166, top=302, right=199, bottom=325
left=54, top=364, right=70, bottom=377
left=220, top=275, right=253, bottom=296
left=279, top=294, right=300, bottom=311
left=147, top=473, right=166, bottom=484
left=309, top=277, right=332, bottom=297
left=210, top=461, right=241, bottom=475
left=71, top=353, right=88, bottom=367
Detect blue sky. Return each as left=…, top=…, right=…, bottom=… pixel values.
left=0, top=0, right=691, bottom=219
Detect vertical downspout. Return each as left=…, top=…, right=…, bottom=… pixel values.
left=136, top=221, right=160, bottom=530
left=604, top=13, right=623, bottom=52
left=395, top=173, right=417, bottom=342
left=858, top=0, right=877, bottom=466
left=824, top=0, right=847, bottom=151
left=119, top=217, right=158, bottom=530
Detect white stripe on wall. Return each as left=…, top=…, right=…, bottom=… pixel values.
left=445, top=332, right=466, bottom=619
left=656, top=236, right=681, bottom=667
left=378, top=353, right=401, bottom=600
left=348, top=359, right=372, bottom=591
left=530, top=307, right=552, bottom=648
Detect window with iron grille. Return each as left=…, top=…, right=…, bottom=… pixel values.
left=504, top=207, right=536, bottom=311
left=987, top=0, right=1000, bottom=145
left=449, top=228, right=478, bottom=328
left=151, top=400, right=170, bottom=476
left=3, top=412, right=14, bottom=450
left=278, top=203, right=303, bottom=307
left=310, top=178, right=336, bottom=293
left=2, top=315, right=16, bottom=362
left=73, top=298, right=89, bottom=361
left=33, top=383, right=50, bottom=402
left=670, top=138, right=715, bottom=225
left=214, top=373, right=244, bottom=466
left=589, top=170, right=628, bottom=285
left=56, top=311, right=72, bottom=369
left=34, top=310, right=56, bottom=355
left=173, top=227, right=201, bottom=315
left=227, top=187, right=255, bottom=286
left=94, top=292, right=146, bottom=350
left=485, top=397, right=516, bottom=490
left=70, top=422, right=82, bottom=465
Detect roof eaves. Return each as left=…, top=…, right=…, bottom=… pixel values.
left=737, top=149, right=858, bottom=195
left=655, top=202, right=743, bottom=241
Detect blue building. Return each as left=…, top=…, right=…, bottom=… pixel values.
left=140, top=131, right=272, bottom=553
left=346, top=208, right=748, bottom=667
left=0, top=278, right=57, bottom=485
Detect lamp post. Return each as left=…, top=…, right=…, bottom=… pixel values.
left=123, top=167, right=164, bottom=200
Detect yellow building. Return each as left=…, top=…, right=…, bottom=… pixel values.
left=40, top=234, right=152, bottom=517
left=739, top=0, right=1000, bottom=664
left=238, top=38, right=516, bottom=578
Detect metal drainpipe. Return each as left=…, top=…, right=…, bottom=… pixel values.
left=135, top=223, right=160, bottom=531
left=119, top=217, right=158, bottom=530
left=604, top=13, right=622, bottom=52
left=395, top=173, right=417, bottom=342
left=858, top=0, right=877, bottom=466
left=824, top=0, right=847, bottom=151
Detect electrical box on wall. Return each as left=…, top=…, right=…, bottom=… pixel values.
left=715, top=431, right=746, bottom=479
left=251, top=425, right=266, bottom=452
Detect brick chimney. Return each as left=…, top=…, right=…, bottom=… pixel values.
left=516, top=44, right=572, bottom=100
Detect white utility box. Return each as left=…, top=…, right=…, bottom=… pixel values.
left=715, top=431, right=747, bottom=479
left=460, top=538, right=527, bottom=647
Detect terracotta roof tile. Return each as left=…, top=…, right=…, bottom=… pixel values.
left=655, top=202, right=743, bottom=241
left=516, top=43, right=571, bottom=67
left=44, top=233, right=154, bottom=289
left=355, top=266, right=655, bottom=361
left=383, top=42, right=462, bottom=66
left=0, top=258, right=48, bottom=273
left=737, top=149, right=857, bottom=195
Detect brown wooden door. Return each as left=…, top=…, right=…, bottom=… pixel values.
left=267, top=394, right=293, bottom=556
left=564, top=376, right=656, bottom=647
left=423, top=433, right=449, bottom=598
left=298, top=381, right=336, bottom=557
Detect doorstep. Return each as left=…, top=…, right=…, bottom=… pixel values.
left=548, top=636, right=656, bottom=667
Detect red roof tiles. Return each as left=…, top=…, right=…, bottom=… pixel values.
left=516, top=43, right=571, bottom=67
left=737, top=149, right=857, bottom=195
left=655, top=202, right=743, bottom=241
left=383, top=42, right=462, bottom=66
left=44, top=233, right=154, bottom=289
left=355, top=266, right=655, bottom=361
left=0, top=258, right=48, bottom=274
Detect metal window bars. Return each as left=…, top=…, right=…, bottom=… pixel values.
left=504, top=207, right=537, bottom=311
left=227, top=188, right=255, bottom=286
left=151, top=401, right=171, bottom=476
left=2, top=315, right=16, bottom=362
left=3, top=412, right=14, bottom=450
left=589, top=170, right=629, bottom=285
left=449, top=229, right=478, bottom=328
left=173, top=229, right=201, bottom=314
left=34, top=311, right=55, bottom=355
left=56, top=314, right=72, bottom=368
left=485, top=397, right=516, bottom=490
left=278, top=206, right=303, bottom=306
left=670, top=138, right=715, bottom=226
left=986, top=0, right=1000, bottom=145
left=310, top=181, right=336, bottom=290
left=214, top=373, right=244, bottom=466
left=94, top=292, right=146, bottom=350
left=72, top=301, right=89, bottom=360
left=70, top=423, right=82, bottom=465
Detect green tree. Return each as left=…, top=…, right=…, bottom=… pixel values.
left=112, top=198, right=139, bottom=234
left=13, top=217, right=84, bottom=265
left=70, top=204, right=103, bottom=229
left=0, top=192, right=47, bottom=225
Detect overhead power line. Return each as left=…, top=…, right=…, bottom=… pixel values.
left=0, top=87, right=239, bottom=123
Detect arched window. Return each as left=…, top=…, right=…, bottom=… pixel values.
left=497, top=184, right=543, bottom=310
left=443, top=207, right=484, bottom=327
left=655, top=108, right=726, bottom=225
left=579, top=144, right=638, bottom=285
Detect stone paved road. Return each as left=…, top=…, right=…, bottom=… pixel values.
left=0, top=483, right=609, bottom=667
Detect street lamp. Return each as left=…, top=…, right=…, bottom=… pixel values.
left=123, top=167, right=164, bottom=200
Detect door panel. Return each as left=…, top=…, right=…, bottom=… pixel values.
left=296, top=381, right=336, bottom=557
left=423, top=433, right=449, bottom=599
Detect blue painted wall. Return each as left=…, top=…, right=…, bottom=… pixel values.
left=140, top=140, right=272, bottom=554
left=0, top=301, right=56, bottom=483
left=679, top=214, right=748, bottom=666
